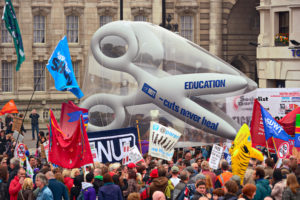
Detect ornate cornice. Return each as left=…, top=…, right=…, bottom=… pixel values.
left=175, top=0, right=199, bottom=15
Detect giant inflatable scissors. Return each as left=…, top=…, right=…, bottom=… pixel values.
left=81, top=21, right=256, bottom=139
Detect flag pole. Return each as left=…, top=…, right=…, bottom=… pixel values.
left=136, top=120, right=142, bottom=154
left=16, top=65, right=46, bottom=143
left=265, top=140, right=270, bottom=158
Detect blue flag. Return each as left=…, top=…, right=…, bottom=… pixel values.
left=295, top=134, right=300, bottom=147
left=260, top=105, right=289, bottom=141
left=46, top=36, right=83, bottom=98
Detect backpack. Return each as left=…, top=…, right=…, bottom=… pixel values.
left=77, top=187, right=92, bottom=200
left=164, top=180, right=174, bottom=200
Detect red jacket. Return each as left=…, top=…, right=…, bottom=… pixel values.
left=64, top=177, right=74, bottom=193
left=9, top=175, right=22, bottom=200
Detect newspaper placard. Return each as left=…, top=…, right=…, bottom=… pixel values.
left=89, top=142, right=99, bottom=162
left=127, top=145, right=144, bottom=164
left=12, top=117, right=23, bottom=132
left=209, top=144, right=223, bottom=170
left=149, top=121, right=182, bottom=161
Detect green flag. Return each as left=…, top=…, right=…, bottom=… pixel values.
left=2, top=0, right=25, bottom=71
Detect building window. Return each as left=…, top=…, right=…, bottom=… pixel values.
left=275, top=12, right=289, bottom=46
left=2, top=61, right=13, bottom=92
left=100, top=16, right=112, bottom=27
left=180, top=15, right=194, bottom=41
left=134, top=15, right=146, bottom=21
left=43, top=109, right=49, bottom=119
left=33, top=15, right=45, bottom=43
left=1, top=22, right=12, bottom=43
left=34, top=62, right=45, bottom=91
left=72, top=61, right=79, bottom=81
left=66, top=15, right=79, bottom=43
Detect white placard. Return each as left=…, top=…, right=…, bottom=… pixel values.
left=148, top=121, right=181, bottom=161
left=209, top=144, right=223, bottom=170
left=13, top=130, right=24, bottom=143
left=89, top=142, right=99, bottom=162
left=127, top=145, right=144, bottom=164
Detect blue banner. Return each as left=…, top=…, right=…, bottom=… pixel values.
left=87, top=127, right=139, bottom=163
left=260, top=105, right=289, bottom=141
left=46, top=36, right=83, bottom=99
left=295, top=134, right=300, bottom=148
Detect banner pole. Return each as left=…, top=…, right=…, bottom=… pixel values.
left=16, top=64, right=46, bottom=143
left=265, top=140, right=270, bottom=158
left=136, top=120, right=142, bottom=154
left=271, top=136, right=278, bottom=158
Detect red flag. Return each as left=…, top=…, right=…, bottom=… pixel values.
left=48, top=110, right=93, bottom=168
left=0, top=99, right=18, bottom=115
left=278, top=107, right=300, bottom=136
left=250, top=99, right=275, bottom=152
left=60, top=101, right=88, bottom=137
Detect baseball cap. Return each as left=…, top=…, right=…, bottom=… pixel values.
left=128, top=163, right=136, bottom=169
left=171, top=166, right=179, bottom=173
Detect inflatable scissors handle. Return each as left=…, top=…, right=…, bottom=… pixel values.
left=80, top=94, right=126, bottom=132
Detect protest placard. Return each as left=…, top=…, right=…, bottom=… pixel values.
left=209, top=144, right=223, bottom=170
left=148, top=122, right=181, bottom=161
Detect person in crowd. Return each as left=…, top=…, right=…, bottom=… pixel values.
left=152, top=191, right=166, bottom=200
left=215, top=161, right=233, bottom=188
left=36, top=173, right=53, bottom=200
left=201, top=161, right=216, bottom=187
left=17, top=177, right=34, bottom=200
left=0, top=130, right=7, bottom=154
left=18, top=114, right=26, bottom=135
left=231, top=175, right=242, bottom=196
left=264, top=158, right=275, bottom=179
left=62, top=169, right=73, bottom=194
left=253, top=167, right=271, bottom=200
left=29, top=109, right=39, bottom=141
left=123, top=169, right=140, bottom=198
left=9, top=168, right=25, bottom=200
left=29, top=156, right=37, bottom=169
left=70, top=175, right=83, bottom=200
left=186, top=166, right=197, bottom=182
left=212, top=188, right=225, bottom=200
left=46, top=171, right=69, bottom=200
left=149, top=166, right=174, bottom=199
left=280, top=159, right=290, bottom=177
left=271, top=168, right=284, bottom=200
left=128, top=162, right=137, bottom=173
left=244, top=160, right=256, bottom=185
left=0, top=166, right=9, bottom=200
left=205, top=175, right=214, bottom=195
left=71, top=168, right=81, bottom=179
left=238, top=183, right=256, bottom=200
left=93, top=168, right=104, bottom=193
left=98, top=173, right=123, bottom=200
left=191, top=163, right=199, bottom=173
left=170, top=166, right=180, bottom=187
left=191, top=181, right=207, bottom=200
left=173, top=170, right=189, bottom=200
left=0, top=118, right=4, bottom=130
left=5, top=113, right=13, bottom=134
left=55, top=171, right=65, bottom=183
left=81, top=172, right=96, bottom=200
left=8, top=157, right=20, bottom=186
left=218, top=180, right=238, bottom=200
left=282, top=173, right=300, bottom=200
left=183, top=151, right=192, bottom=165
left=128, top=192, right=141, bottom=200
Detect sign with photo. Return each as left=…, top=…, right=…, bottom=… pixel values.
left=149, top=121, right=181, bottom=161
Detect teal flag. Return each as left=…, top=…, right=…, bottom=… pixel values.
left=2, top=0, right=25, bottom=71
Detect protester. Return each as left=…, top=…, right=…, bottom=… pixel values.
left=9, top=168, right=25, bottom=200
left=35, top=173, right=53, bottom=200
left=93, top=168, right=104, bottom=193
left=29, top=109, right=39, bottom=140
left=62, top=169, right=73, bottom=193
left=70, top=175, right=83, bottom=200
left=264, top=158, right=274, bottom=179
left=215, top=161, right=233, bottom=188
left=218, top=180, right=238, bottom=200
left=82, top=172, right=96, bottom=200
left=17, top=177, right=34, bottom=200
left=191, top=181, right=206, bottom=200
left=8, top=157, right=20, bottom=186
left=212, top=188, right=225, bottom=200
left=271, top=168, right=284, bottom=200
left=201, top=161, right=216, bottom=186
left=46, top=171, right=69, bottom=200
left=128, top=192, right=141, bottom=200
left=282, top=173, right=300, bottom=199
left=98, top=173, right=123, bottom=200
left=252, top=167, right=271, bottom=200
left=0, top=166, right=9, bottom=200
left=152, top=191, right=166, bottom=200
left=239, top=184, right=256, bottom=200
left=149, top=166, right=174, bottom=199
left=170, top=166, right=180, bottom=187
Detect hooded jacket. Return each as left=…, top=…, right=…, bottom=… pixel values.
left=150, top=177, right=169, bottom=197
left=82, top=182, right=96, bottom=200
left=9, top=175, right=22, bottom=200
left=253, top=178, right=271, bottom=200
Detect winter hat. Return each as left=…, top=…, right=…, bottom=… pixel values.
left=150, top=169, right=158, bottom=178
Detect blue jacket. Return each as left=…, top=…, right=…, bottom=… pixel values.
left=48, top=179, right=69, bottom=200
left=253, top=178, right=271, bottom=200
left=37, top=186, right=53, bottom=200
left=98, top=182, right=123, bottom=200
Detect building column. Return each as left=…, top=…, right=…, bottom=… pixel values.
left=209, top=0, right=222, bottom=57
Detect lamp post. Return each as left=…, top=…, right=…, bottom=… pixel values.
left=161, top=0, right=178, bottom=32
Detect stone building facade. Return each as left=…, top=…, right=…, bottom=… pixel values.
left=257, top=0, right=300, bottom=88
left=0, top=0, right=259, bottom=128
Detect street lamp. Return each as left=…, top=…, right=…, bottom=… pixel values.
left=165, top=14, right=178, bottom=33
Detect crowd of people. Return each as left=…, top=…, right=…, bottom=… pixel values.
left=0, top=111, right=300, bottom=200
left=0, top=133, right=300, bottom=200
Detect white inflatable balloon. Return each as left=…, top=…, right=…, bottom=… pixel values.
left=81, top=21, right=257, bottom=140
